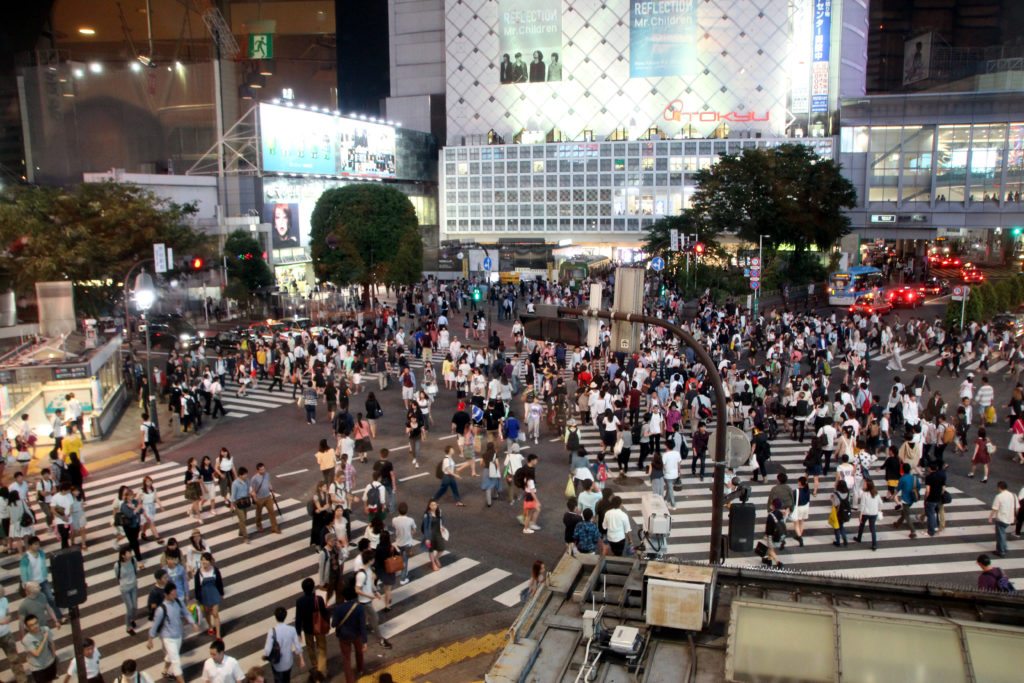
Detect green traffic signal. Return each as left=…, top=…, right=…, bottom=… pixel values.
left=472, top=287, right=481, bottom=301
left=1014, top=227, right=1023, bottom=237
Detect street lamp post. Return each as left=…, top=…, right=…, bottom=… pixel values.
left=133, top=270, right=159, bottom=428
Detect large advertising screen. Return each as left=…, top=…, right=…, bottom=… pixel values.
left=629, top=0, right=698, bottom=78
left=498, top=0, right=562, bottom=84
left=259, top=103, right=397, bottom=178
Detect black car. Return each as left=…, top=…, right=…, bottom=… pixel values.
left=917, top=277, right=951, bottom=296
left=139, top=318, right=201, bottom=351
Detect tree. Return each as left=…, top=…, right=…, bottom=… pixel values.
left=222, top=230, right=273, bottom=312
left=310, top=184, right=422, bottom=305
left=689, top=144, right=857, bottom=277
left=0, top=182, right=206, bottom=315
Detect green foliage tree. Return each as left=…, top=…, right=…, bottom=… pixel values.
left=975, top=281, right=996, bottom=318
left=993, top=278, right=1012, bottom=313
left=310, top=184, right=422, bottom=306
left=222, top=230, right=273, bottom=312
left=689, top=144, right=857, bottom=278
left=0, top=182, right=206, bottom=315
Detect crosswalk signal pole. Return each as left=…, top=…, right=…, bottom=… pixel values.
left=960, top=289, right=968, bottom=331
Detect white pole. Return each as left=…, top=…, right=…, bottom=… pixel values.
left=960, top=291, right=967, bottom=330
left=758, top=234, right=763, bottom=314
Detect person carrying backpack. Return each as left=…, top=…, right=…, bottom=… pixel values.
left=977, top=553, right=1016, bottom=592
left=363, top=472, right=388, bottom=525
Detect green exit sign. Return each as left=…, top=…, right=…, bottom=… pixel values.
left=249, top=33, right=273, bottom=59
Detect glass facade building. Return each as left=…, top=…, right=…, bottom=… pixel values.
left=441, top=137, right=835, bottom=242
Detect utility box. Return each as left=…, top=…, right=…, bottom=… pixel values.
left=611, top=267, right=644, bottom=353
left=641, top=493, right=672, bottom=536
left=643, top=562, right=715, bottom=631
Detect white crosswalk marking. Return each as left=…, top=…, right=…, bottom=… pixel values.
left=0, top=462, right=526, bottom=680
left=572, top=424, right=1015, bottom=583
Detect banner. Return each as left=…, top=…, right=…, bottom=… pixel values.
left=630, top=0, right=698, bottom=78
left=810, top=0, right=832, bottom=113
left=498, top=0, right=562, bottom=84
left=902, top=33, right=932, bottom=85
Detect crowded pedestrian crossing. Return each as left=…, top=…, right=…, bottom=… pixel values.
left=869, top=348, right=1014, bottom=374
left=0, top=462, right=526, bottom=681
left=570, top=423, right=1021, bottom=583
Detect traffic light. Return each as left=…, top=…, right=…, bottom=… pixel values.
left=472, top=287, right=481, bottom=302
left=693, top=242, right=705, bottom=256
left=1013, top=227, right=1022, bottom=237
left=190, top=257, right=205, bottom=270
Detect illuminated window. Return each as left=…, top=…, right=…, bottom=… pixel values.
left=1006, top=123, right=1024, bottom=203
left=900, top=125, right=934, bottom=203
left=533, top=160, right=544, bottom=172
left=868, top=127, right=901, bottom=202
left=840, top=126, right=869, bottom=153
left=457, top=162, right=468, bottom=176
left=641, top=157, right=655, bottom=171
left=669, top=157, right=683, bottom=172
left=614, top=159, right=625, bottom=171
left=936, top=125, right=972, bottom=203
left=970, top=124, right=1007, bottom=203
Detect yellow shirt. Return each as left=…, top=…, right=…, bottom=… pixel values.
left=62, top=434, right=84, bottom=462
left=315, top=448, right=337, bottom=471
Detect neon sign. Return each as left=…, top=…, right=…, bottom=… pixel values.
left=662, top=100, right=770, bottom=124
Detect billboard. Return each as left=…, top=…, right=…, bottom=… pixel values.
left=266, top=202, right=301, bottom=248
left=903, top=33, right=932, bottom=85
left=629, top=0, right=698, bottom=78
left=498, top=0, right=562, bottom=83
left=810, top=0, right=832, bottom=113
left=259, top=103, right=397, bottom=178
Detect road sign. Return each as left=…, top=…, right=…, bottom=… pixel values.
left=750, top=280, right=760, bottom=291
left=650, top=257, right=665, bottom=272
left=750, top=257, right=761, bottom=268
left=750, top=275, right=760, bottom=283
left=952, top=285, right=968, bottom=302
left=153, top=243, right=167, bottom=273
left=749, top=268, right=760, bottom=277
left=482, top=256, right=492, bottom=271
left=743, top=269, right=750, bottom=277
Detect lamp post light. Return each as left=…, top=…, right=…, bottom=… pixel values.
left=133, top=269, right=159, bottom=427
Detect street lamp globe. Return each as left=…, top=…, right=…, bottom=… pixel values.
left=133, top=270, right=156, bottom=311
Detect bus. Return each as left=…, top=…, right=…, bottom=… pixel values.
left=828, top=265, right=885, bottom=306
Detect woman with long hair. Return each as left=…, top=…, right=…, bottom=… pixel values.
left=310, top=481, right=332, bottom=548
left=70, top=485, right=88, bottom=551
left=365, top=392, right=383, bottom=438
left=194, top=552, right=224, bottom=637
left=421, top=500, right=445, bottom=571
left=969, top=426, right=993, bottom=482
left=373, top=529, right=398, bottom=612
left=854, top=479, right=881, bottom=551
left=480, top=442, right=503, bottom=507
left=184, top=457, right=203, bottom=522
left=215, top=447, right=236, bottom=509
left=140, top=475, right=164, bottom=542
left=198, top=456, right=218, bottom=516
left=353, top=413, right=373, bottom=464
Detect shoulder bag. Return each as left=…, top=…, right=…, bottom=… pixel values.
left=312, top=596, right=332, bottom=635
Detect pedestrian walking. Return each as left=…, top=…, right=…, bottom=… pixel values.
left=432, top=446, right=465, bottom=506
left=0, top=583, right=29, bottom=683
left=20, top=614, right=58, bottom=683
left=194, top=552, right=224, bottom=638
left=853, top=479, right=881, bottom=550
left=61, top=637, right=101, bottom=683
left=263, top=607, right=304, bottom=683
left=294, top=579, right=328, bottom=677
left=20, top=536, right=64, bottom=622
left=989, top=481, right=1018, bottom=558
left=828, top=481, right=852, bottom=547
left=969, top=427, right=994, bottom=482
left=201, top=639, right=245, bottom=683
left=976, top=553, right=1016, bottom=591
left=119, top=488, right=145, bottom=566
left=480, top=443, right=503, bottom=507
left=250, top=463, right=281, bottom=534
left=139, top=413, right=160, bottom=463
left=601, top=496, right=630, bottom=556
left=230, top=468, right=253, bottom=544
left=315, top=440, right=336, bottom=486
left=146, top=583, right=198, bottom=683
left=421, top=500, right=446, bottom=571
left=139, top=476, right=164, bottom=543
left=317, top=534, right=344, bottom=605
left=114, top=546, right=139, bottom=635
left=302, top=382, right=318, bottom=424
left=372, top=530, right=399, bottom=613
left=309, top=482, right=332, bottom=548
left=215, top=448, right=237, bottom=510
left=354, top=549, right=392, bottom=649
left=117, top=660, right=154, bottom=683
left=892, top=463, right=920, bottom=539
left=520, top=454, right=541, bottom=533
left=198, top=456, right=218, bottom=517
left=331, top=584, right=366, bottom=683
left=391, top=502, right=418, bottom=585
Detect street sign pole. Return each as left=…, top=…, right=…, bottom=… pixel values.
left=960, top=288, right=968, bottom=331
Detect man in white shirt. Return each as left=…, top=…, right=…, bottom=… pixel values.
left=0, top=583, right=28, bottom=682
left=62, top=637, right=101, bottom=683
left=989, top=481, right=1019, bottom=558
left=817, top=420, right=838, bottom=476
left=601, top=496, right=631, bottom=556
left=201, top=639, right=245, bottom=683
left=263, top=607, right=304, bottom=682
left=661, top=446, right=682, bottom=509
left=65, top=393, right=84, bottom=440
left=50, top=484, right=75, bottom=550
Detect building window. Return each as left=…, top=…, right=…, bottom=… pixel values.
left=935, top=125, right=972, bottom=204
left=641, top=157, right=655, bottom=171
left=533, top=160, right=544, bottom=173
left=970, top=124, right=1007, bottom=204
left=1006, top=123, right=1024, bottom=203
left=457, top=162, right=468, bottom=176
left=900, top=125, right=934, bottom=204
left=868, top=127, right=901, bottom=203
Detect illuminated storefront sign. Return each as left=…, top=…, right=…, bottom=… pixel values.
left=259, top=103, right=397, bottom=178
left=630, top=0, right=698, bottom=78
left=662, top=100, right=770, bottom=124
left=810, top=0, right=832, bottom=114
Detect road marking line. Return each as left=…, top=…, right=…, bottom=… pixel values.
left=276, top=468, right=309, bottom=477
left=379, top=568, right=510, bottom=639
left=399, top=472, right=430, bottom=482
left=493, top=579, right=530, bottom=607
left=355, top=630, right=507, bottom=683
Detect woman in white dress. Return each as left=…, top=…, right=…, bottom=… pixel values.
left=185, top=528, right=212, bottom=579
left=139, top=476, right=164, bottom=543
left=7, top=489, right=31, bottom=553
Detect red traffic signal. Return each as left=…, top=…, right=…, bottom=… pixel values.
left=190, top=257, right=205, bottom=270
left=693, top=242, right=705, bottom=256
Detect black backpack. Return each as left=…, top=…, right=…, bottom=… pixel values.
left=565, top=429, right=580, bottom=452
left=366, top=483, right=381, bottom=508
left=837, top=494, right=852, bottom=524
left=513, top=466, right=527, bottom=489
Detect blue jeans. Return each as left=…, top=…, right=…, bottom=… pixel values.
left=399, top=546, right=412, bottom=581
left=856, top=514, right=877, bottom=547
left=305, top=405, right=316, bottom=423
left=664, top=478, right=677, bottom=507
left=433, top=474, right=462, bottom=502
left=121, top=586, right=137, bottom=629
left=995, top=520, right=1009, bottom=555
left=925, top=501, right=940, bottom=536
left=833, top=522, right=847, bottom=544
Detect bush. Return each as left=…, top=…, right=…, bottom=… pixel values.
left=975, top=282, right=997, bottom=318
left=993, top=279, right=1012, bottom=313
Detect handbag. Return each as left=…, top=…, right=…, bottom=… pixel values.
left=384, top=553, right=404, bottom=574
left=20, top=509, right=34, bottom=528
left=312, top=597, right=333, bottom=635
left=440, top=525, right=450, bottom=542
left=754, top=541, right=769, bottom=558
left=564, top=475, right=576, bottom=499
left=826, top=506, right=839, bottom=530
left=234, top=496, right=253, bottom=510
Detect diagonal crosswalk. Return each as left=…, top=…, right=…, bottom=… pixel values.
left=868, top=348, right=1012, bottom=374
left=0, top=462, right=524, bottom=681
left=569, top=422, right=1019, bottom=584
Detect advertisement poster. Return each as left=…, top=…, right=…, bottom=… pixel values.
left=259, top=103, right=397, bottom=178
left=498, top=0, right=562, bottom=84
left=810, top=0, right=832, bottom=113
left=629, top=0, right=698, bottom=78
left=902, top=33, right=932, bottom=85
left=265, top=202, right=301, bottom=248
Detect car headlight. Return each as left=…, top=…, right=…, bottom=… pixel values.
left=179, top=333, right=191, bottom=341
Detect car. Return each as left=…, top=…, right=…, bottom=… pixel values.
left=887, top=286, right=922, bottom=308
left=917, top=277, right=951, bottom=296
left=248, top=319, right=288, bottom=341
left=139, top=318, right=201, bottom=351
left=960, top=265, right=985, bottom=283
left=848, top=295, right=893, bottom=316
left=992, top=313, right=1024, bottom=337
left=281, top=317, right=313, bottom=332
left=938, top=255, right=962, bottom=268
